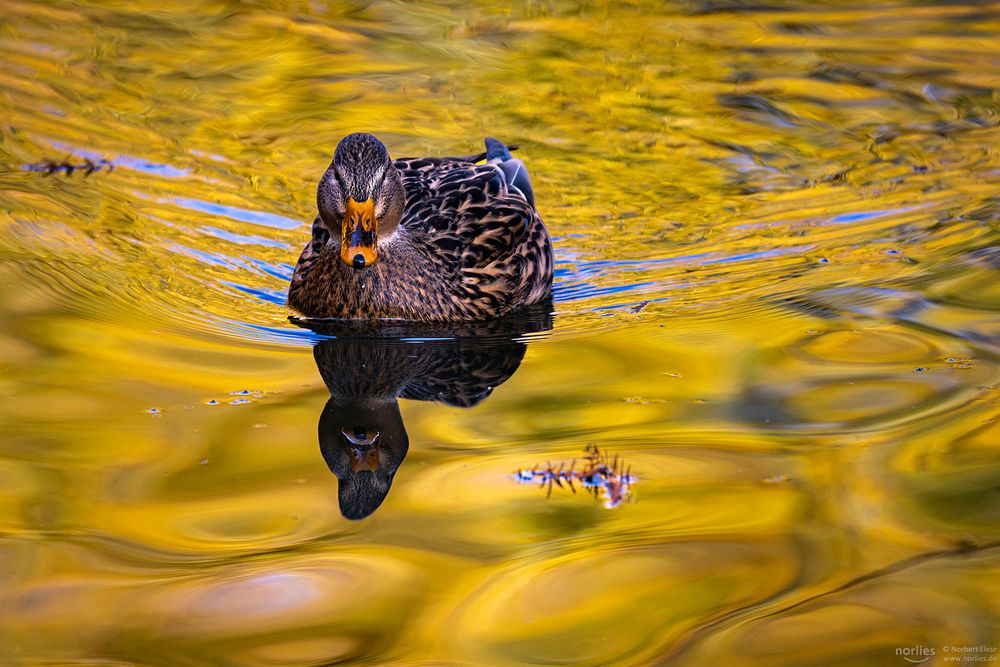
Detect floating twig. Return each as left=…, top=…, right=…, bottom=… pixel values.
left=24, top=156, right=114, bottom=176
left=514, top=445, right=637, bottom=508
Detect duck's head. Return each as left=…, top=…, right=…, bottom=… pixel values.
left=317, top=133, right=405, bottom=270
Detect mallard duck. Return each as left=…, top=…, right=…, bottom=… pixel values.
left=287, top=133, right=553, bottom=321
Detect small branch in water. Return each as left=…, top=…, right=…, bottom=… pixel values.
left=514, top=445, right=637, bottom=508
left=24, top=156, right=114, bottom=176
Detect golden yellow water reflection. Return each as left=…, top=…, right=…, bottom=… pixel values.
left=1, top=0, right=999, bottom=664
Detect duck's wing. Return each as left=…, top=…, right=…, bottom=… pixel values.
left=394, top=145, right=552, bottom=312
left=397, top=162, right=535, bottom=308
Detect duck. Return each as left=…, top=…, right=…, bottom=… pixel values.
left=287, top=133, right=554, bottom=321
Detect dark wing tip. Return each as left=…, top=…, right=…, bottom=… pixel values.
left=485, top=137, right=514, bottom=161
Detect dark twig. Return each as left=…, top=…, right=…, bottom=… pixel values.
left=25, top=157, right=114, bottom=177
left=513, top=445, right=638, bottom=508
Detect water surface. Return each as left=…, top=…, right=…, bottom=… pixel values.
left=1, top=1, right=999, bottom=664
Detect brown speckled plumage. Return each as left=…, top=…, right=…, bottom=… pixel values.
left=288, top=134, right=553, bottom=321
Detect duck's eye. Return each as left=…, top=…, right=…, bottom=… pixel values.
left=318, top=167, right=349, bottom=229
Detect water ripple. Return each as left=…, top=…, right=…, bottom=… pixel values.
left=173, top=198, right=303, bottom=231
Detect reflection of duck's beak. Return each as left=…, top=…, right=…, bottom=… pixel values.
left=341, top=427, right=381, bottom=473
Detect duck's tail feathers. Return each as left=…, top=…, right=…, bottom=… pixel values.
left=485, top=137, right=535, bottom=208
left=453, top=140, right=519, bottom=164
left=485, top=137, right=514, bottom=161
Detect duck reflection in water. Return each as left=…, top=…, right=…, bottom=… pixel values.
left=302, top=305, right=552, bottom=520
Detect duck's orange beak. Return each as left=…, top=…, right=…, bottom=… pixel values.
left=340, top=198, right=377, bottom=269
